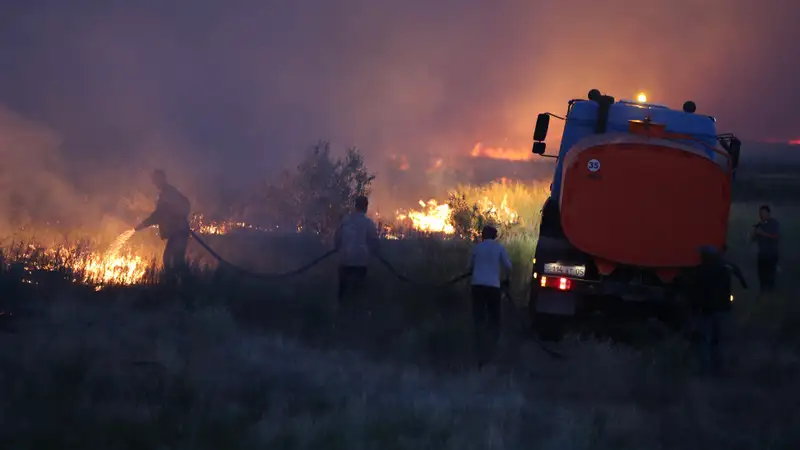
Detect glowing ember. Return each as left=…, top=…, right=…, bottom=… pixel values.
left=379, top=223, right=401, bottom=240
left=190, top=213, right=257, bottom=235
left=396, top=200, right=455, bottom=234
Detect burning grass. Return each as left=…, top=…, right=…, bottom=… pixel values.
left=390, top=179, right=548, bottom=238
left=0, top=180, right=548, bottom=292
left=0, top=239, right=156, bottom=288
left=190, top=213, right=270, bottom=236
left=0, top=214, right=270, bottom=290
left=396, top=199, right=456, bottom=234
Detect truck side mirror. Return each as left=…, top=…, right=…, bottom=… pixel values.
left=532, top=141, right=546, bottom=155
left=533, top=113, right=550, bottom=142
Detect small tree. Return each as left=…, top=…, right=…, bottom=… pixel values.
left=263, top=141, right=375, bottom=237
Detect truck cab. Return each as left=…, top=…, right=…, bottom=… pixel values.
left=528, top=89, right=741, bottom=340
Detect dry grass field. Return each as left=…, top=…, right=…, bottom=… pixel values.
left=0, top=180, right=798, bottom=449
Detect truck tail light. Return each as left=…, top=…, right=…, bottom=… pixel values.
left=540, top=276, right=572, bottom=291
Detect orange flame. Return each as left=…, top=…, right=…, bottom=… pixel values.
left=8, top=234, right=152, bottom=289
left=394, top=192, right=520, bottom=237
left=5, top=215, right=271, bottom=288
left=470, top=142, right=532, bottom=161
left=765, top=138, right=800, bottom=145
left=76, top=230, right=149, bottom=288
left=396, top=200, right=455, bottom=234
left=191, top=214, right=259, bottom=235
left=390, top=153, right=410, bottom=171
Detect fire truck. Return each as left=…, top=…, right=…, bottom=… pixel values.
left=529, top=89, right=741, bottom=340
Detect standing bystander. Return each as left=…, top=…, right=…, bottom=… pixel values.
left=751, top=205, right=780, bottom=293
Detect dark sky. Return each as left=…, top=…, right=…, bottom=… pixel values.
left=1, top=0, right=798, bottom=205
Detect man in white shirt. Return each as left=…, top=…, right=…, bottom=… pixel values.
left=334, top=196, right=380, bottom=305
left=468, top=225, right=512, bottom=366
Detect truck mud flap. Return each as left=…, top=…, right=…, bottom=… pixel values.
left=535, top=290, right=578, bottom=316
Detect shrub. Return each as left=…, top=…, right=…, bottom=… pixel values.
left=248, top=141, right=375, bottom=237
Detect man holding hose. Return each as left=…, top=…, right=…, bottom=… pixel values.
left=134, top=169, right=191, bottom=282
left=334, top=195, right=380, bottom=307
left=468, top=225, right=513, bottom=367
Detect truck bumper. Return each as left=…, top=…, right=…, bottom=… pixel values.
left=530, top=278, right=670, bottom=317
left=534, top=289, right=579, bottom=316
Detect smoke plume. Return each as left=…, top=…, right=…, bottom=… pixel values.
left=0, top=0, right=798, bottom=218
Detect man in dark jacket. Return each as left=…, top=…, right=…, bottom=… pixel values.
left=751, top=205, right=781, bottom=292
left=691, top=245, right=747, bottom=375
left=134, top=170, right=191, bottom=281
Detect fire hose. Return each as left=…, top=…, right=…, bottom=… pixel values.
left=376, top=256, right=563, bottom=358
left=190, top=230, right=471, bottom=286
left=189, top=231, right=565, bottom=359
left=190, top=230, right=338, bottom=279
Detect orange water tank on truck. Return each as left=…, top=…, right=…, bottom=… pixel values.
left=528, top=89, right=742, bottom=340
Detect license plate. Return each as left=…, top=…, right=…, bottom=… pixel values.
left=543, top=263, right=586, bottom=278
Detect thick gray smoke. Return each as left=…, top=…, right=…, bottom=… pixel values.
left=0, top=107, right=212, bottom=244
left=0, top=107, right=85, bottom=234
